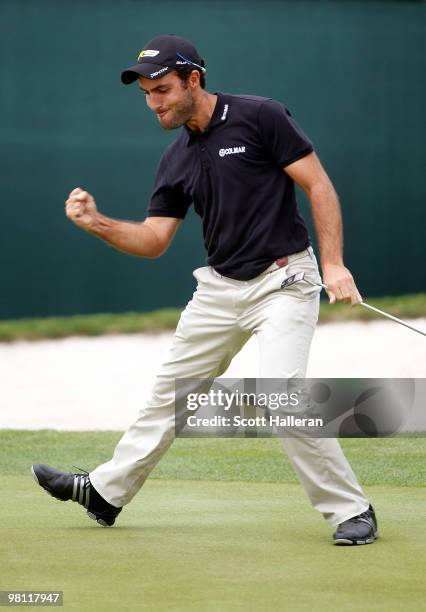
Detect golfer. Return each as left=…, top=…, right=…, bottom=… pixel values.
left=32, top=35, right=378, bottom=545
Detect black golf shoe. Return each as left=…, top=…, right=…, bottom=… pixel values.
left=333, top=504, right=378, bottom=545
left=31, top=464, right=122, bottom=527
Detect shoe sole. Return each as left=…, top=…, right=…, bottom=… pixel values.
left=334, top=531, right=379, bottom=546
left=86, top=511, right=113, bottom=527
left=31, top=466, right=113, bottom=527
left=31, top=465, right=39, bottom=485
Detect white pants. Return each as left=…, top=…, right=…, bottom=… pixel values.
left=90, top=247, right=369, bottom=527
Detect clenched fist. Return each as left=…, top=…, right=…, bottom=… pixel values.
left=65, top=187, right=98, bottom=230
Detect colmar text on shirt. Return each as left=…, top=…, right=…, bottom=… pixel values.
left=219, top=146, right=246, bottom=157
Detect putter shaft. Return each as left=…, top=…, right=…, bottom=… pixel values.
left=319, top=282, right=425, bottom=337
left=356, top=301, right=425, bottom=336
left=281, top=273, right=425, bottom=337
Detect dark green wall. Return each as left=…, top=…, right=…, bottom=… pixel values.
left=1, top=0, right=425, bottom=319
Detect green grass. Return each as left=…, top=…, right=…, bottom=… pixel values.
left=1, top=432, right=425, bottom=610
left=1, top=478, right=425, bottom=611
left=0, top=293, right=425, bottom=341
left=0, top=430, right=426, bottom=612
left=0, top=308, right=180, bottom=342
left=0, top=431, right=425, bottom=487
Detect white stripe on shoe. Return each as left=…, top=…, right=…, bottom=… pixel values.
left=78, top=477, right=85, bottom=505
left=84, top=481, right=90, bottom=509
left=72, top=476, right=78, bottom=501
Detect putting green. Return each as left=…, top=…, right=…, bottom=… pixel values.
left=1, top=477, right=425, bottom=611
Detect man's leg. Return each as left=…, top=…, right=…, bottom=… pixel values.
left=90, top=268, right=250, bottom=508
left=246, top=252, right=370, bottom=528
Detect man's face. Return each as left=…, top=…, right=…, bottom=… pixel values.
left=138, top=71, right=194, bottom=130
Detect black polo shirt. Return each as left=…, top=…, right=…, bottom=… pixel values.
left=147, top=92, right=314, bottom=280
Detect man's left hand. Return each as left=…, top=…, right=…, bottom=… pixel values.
left=322, top=264, right=362, bottom=306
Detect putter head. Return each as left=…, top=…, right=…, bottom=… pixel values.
left=280, top=271, right=306, bottom=289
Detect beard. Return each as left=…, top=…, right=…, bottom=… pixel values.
left=157, top=87, right=194, bottom=130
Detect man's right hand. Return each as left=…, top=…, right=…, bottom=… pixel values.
left=64, top=189, right=181, bottom=258
left=65, top=187, right=98, bottom=231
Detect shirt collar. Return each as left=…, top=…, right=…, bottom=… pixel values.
left=182, top=92, right=229, bottom=146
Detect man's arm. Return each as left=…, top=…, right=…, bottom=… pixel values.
left=65, top=187, right=181, bottom=258
left=283, top=152, right=362, bottom=305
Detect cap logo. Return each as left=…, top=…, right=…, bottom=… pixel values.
left=138, top=49, right=160, bottom=60
left=150, top=67, right=169, bottom=78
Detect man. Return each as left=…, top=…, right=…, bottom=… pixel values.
left=32, top=35, right=378, bottom=545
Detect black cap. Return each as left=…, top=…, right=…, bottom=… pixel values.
left=121, top=34, right=206, bottom=85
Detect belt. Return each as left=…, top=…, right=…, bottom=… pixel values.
left=211, top=247, right=313, bottom=280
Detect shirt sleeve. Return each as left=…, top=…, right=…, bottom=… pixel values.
left=258, top=99, right=314, bottom=167
left=147, top=152, right=192, bottom=219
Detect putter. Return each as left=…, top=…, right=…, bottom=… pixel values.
left=280, top=272, right=426, bottom=337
